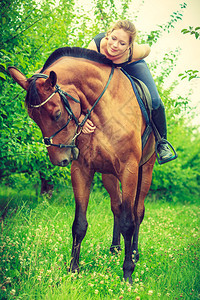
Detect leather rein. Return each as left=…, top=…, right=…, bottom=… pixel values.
left=30, top=67, right=114, bottom=150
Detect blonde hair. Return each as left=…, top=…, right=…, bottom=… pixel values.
left=106, top=20, right=137, bottom=46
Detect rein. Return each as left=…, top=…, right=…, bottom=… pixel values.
left=30, top=67, right=114, bottom=150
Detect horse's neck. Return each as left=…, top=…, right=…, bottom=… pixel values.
left=72, top=62, right=111, bottom=108
left=54, top=58, right=112, bottom=114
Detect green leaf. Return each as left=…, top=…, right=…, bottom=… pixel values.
left=180, top=75, right=187, bottom=80
left=0, top=72, right=6, bottom=80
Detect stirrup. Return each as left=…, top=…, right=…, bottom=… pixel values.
left=155, top=139, right=178, bottom=165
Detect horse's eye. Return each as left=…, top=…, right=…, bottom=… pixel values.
left=54, top=111, right=61, bottom=121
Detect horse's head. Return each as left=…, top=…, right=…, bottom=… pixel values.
left=8, top=67, right=81, bottom=166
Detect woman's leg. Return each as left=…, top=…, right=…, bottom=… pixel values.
left=123, top=60, right=175, bottom=163
left=123, top=60, right=161, bottom=109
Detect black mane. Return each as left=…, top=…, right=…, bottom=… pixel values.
left=26, top=47, right=114, bottom=108
left=40, top=47, right=114, bottom=72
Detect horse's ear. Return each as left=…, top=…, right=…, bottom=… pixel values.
left=8, top=67, right=29, bottom=91
left=44, top=71, right=57, bottom=89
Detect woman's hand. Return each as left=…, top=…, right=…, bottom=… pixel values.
left=79, top=114, right=96, bottom=134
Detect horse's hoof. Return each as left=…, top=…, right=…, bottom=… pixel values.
left=110, top=244, right=121, bottom=253
left=69, top=263, right=79, bottom=273
left=124, top=275, right=133, bottom=285
left=132, top=251, right=139, bottom=263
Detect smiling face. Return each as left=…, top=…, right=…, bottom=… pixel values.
left=107, top=29, right=130, bottom=58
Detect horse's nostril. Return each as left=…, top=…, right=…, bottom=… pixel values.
left=60, top=159, right=69, bottom=167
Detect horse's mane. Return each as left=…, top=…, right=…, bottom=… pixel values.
left=40, top=47, right=114, bottom=72
left=25, top=47, right=114, bottom=108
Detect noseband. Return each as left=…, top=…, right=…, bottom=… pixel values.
left=30, top=67, right=114, bottom=150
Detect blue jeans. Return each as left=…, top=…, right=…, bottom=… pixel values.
left=123, top=60, right=161, bottom=109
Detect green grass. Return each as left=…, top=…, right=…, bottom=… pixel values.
left=0, top=186, right=199, bottom=299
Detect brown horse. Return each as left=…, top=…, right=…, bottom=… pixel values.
left=8, top=47, right=156, bottom=283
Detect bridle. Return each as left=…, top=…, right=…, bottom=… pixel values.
left=30, top=67, right=114, bottom=152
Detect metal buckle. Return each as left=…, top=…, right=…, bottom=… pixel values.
left=43, top=137, right=52, bottom=147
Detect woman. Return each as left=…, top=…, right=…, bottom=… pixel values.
left=79, top=20, right=175, bottom=163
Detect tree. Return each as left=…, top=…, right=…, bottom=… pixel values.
left=0, top=0, right=199, bottom=200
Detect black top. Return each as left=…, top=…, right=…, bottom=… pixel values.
left=93, top=32, right=133, bottom=67
left=93, top=32, right=106, bottom=53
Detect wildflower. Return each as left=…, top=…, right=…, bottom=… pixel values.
left=95, top=289, right=98, bottom=294
left=1, top=286, right=6, bottom=291
left=10, top=289, right=16, bottom=295
left=88, top=283, right=94, bottom=286
left=136, top=297, right=140, bottom=300
left=148, top=290, right=153, bottom=296
left=5, top=277, right=11, bottom=284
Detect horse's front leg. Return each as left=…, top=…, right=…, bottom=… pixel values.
left=102, top=174, right=122, bottom=253
left=120, top=164, right=139, bottom=284
left=70, top=161, right=94, bottom=273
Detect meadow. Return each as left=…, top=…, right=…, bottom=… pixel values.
left=0, top=185, right=199, bottom=300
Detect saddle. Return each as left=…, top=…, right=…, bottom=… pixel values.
left=120, top=69, right=156, bottom=166
left=131, top=76, right=152, bottom=120
left=121, top=69, right=153, bottom=148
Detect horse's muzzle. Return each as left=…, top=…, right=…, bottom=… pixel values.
left=55, top=147, right=79, bottom=167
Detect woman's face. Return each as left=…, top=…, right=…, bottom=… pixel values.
left=107, top=29, right=130, bottom=57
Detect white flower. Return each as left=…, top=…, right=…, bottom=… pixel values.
left=148, top=290, right=153, bottom=296
left=10, top=289, right=16, bottom=295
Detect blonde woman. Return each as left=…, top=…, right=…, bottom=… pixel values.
left=80, top=20, right=175, bottom=163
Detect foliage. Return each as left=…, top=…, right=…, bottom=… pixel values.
left=144, top=2, right=187, bottom=46
left=179, top=26, right=200, bottom=81
left=181, top=26, right=200, bottom=39
left=178, top=69, right=200, bottom=81
left=145, top=47, right=200, bottom=201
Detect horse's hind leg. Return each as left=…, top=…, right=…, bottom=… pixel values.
left=102, top=174, right=122, bottom=253
left=119, top=163, right=141, bottom=284
left=132, top=154, right=156, bottom=262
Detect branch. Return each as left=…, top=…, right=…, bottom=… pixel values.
left=2, top=10, right=52, bottom=45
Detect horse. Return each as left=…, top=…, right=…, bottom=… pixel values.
left=8, top=47, right=156, bottom=283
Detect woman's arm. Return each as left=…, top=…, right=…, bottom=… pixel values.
left=132, top=42, right=151, bottom=61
